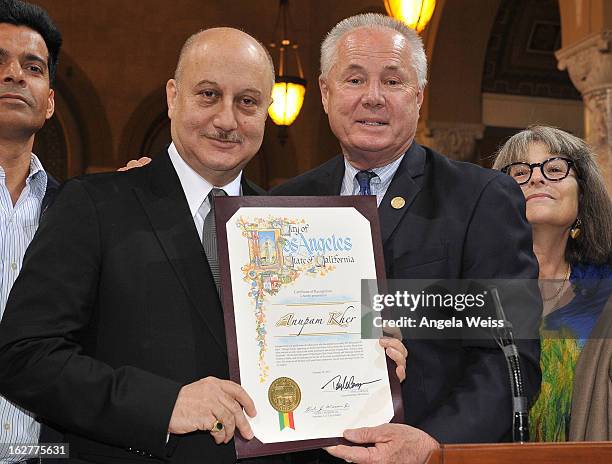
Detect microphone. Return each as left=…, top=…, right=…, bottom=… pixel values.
left=490, top=286, right=530, bottom=443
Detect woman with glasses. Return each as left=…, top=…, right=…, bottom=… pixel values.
left=493, top=125, right=612, bottom=442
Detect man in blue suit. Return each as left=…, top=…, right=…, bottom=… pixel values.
left=273, top=13, right=541, bottom=464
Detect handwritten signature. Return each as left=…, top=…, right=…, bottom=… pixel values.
left=321, top=374, right=382, bottom=391
left=304, top=403, right=350, bottom=413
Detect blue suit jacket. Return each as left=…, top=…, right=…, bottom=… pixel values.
left=272, top=142, right=542, bottom=447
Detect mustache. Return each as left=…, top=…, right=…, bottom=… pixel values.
left=0, top=86, right=32, bottom=105
left=203, top=130, right=243, bottom=143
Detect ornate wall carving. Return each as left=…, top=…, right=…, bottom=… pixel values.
left=416, top=122, right=485, bottom=161
left=556, top=32, right=612, bottom=193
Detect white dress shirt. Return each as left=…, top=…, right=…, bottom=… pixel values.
left=167, top=143, right=242, bottom=241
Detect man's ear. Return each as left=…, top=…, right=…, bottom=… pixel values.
left=166, top=79, right=177, bottom=119
left=416, top=89, right=424, bottom=110
left=319, top=75, right=330, bottom=115
left=45, top=89, right=55, bottom=120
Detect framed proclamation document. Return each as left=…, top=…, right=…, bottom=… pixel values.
left=215, top=196, right=404, bottom=458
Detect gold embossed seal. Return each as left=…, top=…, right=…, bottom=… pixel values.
left=268, top=377, right=301, bottom=413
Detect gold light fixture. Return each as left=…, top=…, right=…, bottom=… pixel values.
left=268, top=0, right=306, bottom=141
left=270, top=77, right=306, bottom=127
left=384, top=0, right=436, bottom=33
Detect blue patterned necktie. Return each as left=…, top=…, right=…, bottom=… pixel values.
left=202, top=188, right=227, bottom=292
left=355, top=170, right=377, bottom=195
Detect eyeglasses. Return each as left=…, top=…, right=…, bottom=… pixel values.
left=501, top=157, right=576, bottom=185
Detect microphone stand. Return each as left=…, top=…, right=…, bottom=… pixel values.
left=490, top=286, right=530, bottom=443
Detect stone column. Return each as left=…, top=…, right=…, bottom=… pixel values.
left=556, top=32, right=612, bottom=194
left=416, top=121, right=485, bottom=162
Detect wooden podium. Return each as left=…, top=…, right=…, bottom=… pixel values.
left=425, top=441, right=612, bottom=464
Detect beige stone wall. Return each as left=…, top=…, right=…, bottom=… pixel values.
left=557, top=0, right=612, bottom=193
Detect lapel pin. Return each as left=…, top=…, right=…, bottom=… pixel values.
left=391, top=196, right=406, bottom=209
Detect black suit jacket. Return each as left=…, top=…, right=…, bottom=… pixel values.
left=272, top=142, right=541, bottom=444
left=37, top=172, right=65, bottom=448
left=0, top=151, right=284, bottom=464
left=41, top=172, right=60, bottom=213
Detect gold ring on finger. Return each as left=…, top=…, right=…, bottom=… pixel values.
left=210, top=419, right=224, bottom=433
